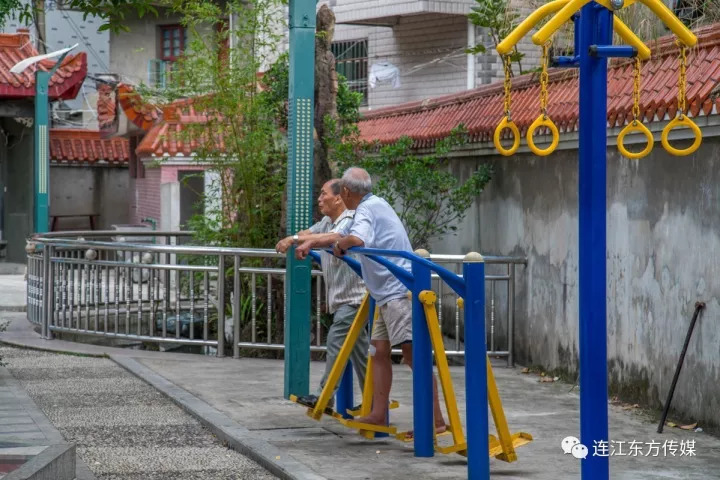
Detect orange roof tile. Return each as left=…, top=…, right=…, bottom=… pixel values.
left=116, top=83, right=162, bottom=131
left=135, top=97, right=220, bottom=156
left=50, top=129, right=129, bottom=165
left=0, top=29, right=87, bottom=100
left=96, top=82, right=118, bottom=137
left=358, top=24, right=720, bottom=147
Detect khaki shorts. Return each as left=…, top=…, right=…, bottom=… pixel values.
left=372, top=297, right=413, bottom=347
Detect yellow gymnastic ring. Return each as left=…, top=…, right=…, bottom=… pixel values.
left=617, top=121, right=654, bottom=159
left=493, top=117, right=521, bottom=157
left=526, top=114, right=559, bottom=157
left=661, top=115, right=702, bottom=157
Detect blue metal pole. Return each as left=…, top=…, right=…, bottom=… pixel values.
left=366, top=296, right=390, bottom=438
left=337, top=363, right=354, bottom=419
left=578, top=4, right=611, bottom=479
left=411, top=255, right=433, bottom=457
left=463, top=253, right=489, bottom=479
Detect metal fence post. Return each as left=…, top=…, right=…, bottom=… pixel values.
left=463, top=252, right=489, bottom=480
left=233, top=255, right=240, bottom=359
left=42, top=245, right=52, bottom=339
left=411, top=249, right=433, bottom=458
left=336, top=363, right=353, bottom=419
left=508, top=262, right=515, bottom=367
left=217, top=254, right=225, bottom=357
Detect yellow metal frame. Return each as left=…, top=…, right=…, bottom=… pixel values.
left=308, top=293, right=371, bottom=420
left=289, top=293, right=406, bottom=438
left=661, top=115, right=702, bottom=156
left=496, top=0, right=701, bottom=159
left=527, top=114, right=560, bottom=157
left=493, top=117, right=521, bottom=156
left=617, top=121, right=654, bottom=159
left=419, top=290, right=533, bottom=461
left=532, top=0, right=696, bottom=49
left=497, top=0, right=652, bottom=60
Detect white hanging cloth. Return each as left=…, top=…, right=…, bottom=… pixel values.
left=369, top=62, right=401, bottom=89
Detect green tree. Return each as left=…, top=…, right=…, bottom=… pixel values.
left=147, top=0, right=287, bottom=249
left=324, top=83, right=492, bottom=249
left=0, top=0, right=158, bottom=32
left=467, top=0, right=526, bottom=75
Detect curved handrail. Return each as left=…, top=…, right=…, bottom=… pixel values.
left=347, top=247, right=467, bottom=298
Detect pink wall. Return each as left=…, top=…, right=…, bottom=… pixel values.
left=133, top=167, right=161, bottom=224
left=132, top=163, right=208, bottom=225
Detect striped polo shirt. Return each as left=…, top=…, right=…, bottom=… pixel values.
left=309, top=210, right=366, bottom=313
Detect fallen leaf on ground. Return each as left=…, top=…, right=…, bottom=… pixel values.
left=521, top=368, right=530, bottom=374
left=666, top=421, right=677, bottom=428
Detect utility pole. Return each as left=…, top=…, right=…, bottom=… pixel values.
left=284, top=0, right=315, bottom=398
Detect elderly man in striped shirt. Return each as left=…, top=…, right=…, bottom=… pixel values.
left=276, top=179, right=369, bottom=409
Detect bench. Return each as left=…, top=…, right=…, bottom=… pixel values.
left=50, top=213, right=99, bottom=231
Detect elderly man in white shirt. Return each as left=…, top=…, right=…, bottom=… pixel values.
left=276, top=179, right=368, bottom=409
left=295, top=167, right=446, bottom=437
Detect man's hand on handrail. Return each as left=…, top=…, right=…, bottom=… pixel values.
left=294, top=233, right=365, bottom=260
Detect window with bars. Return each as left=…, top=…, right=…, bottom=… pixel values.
left=331, top=39, right=368, bottom=106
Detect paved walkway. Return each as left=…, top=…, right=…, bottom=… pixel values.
left=0, top=344, right=275, bottom=479
left=0, top=348, right=93, bottom=479
left=2, top=311, right=720, bottom=479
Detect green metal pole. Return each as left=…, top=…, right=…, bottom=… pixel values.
left=284, top=0, right=315, bottom=398
left=34, top=70, right=50, bottom=234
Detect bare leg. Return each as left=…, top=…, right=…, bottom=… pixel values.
left=355, top=339, right=391, bottom=424
left=401, top=343, right=447, bottom=434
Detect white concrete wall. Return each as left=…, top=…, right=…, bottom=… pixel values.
left=430, top=137, right=720, bottom=429
left=335, top=14, right=471, bottom=110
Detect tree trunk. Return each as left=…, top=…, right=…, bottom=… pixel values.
left=313, top=4, right=338, bottom=218
left=33, top=0, right=46, bottom=54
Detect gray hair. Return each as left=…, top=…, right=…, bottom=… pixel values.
left=329, top=179, right=342, bottom=195
left=341, top=167, right=372, bottom=195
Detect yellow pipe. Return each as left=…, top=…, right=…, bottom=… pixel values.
left=534, top=0, right=696, bottom=48
left=420, top=290, right=467, bottom=453
left=637, top=0, right=696, bottom=46
left=532, top=0, right=592, bottom=46
left=311, top=293, right=370, bottom=420
left=613, top=17, right=651, bottom=60
left=497, top=0, right=570, bottom=55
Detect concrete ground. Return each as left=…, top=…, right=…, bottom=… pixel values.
left=2, top=311, right=720, bottom=480
left=0, top=344, right=275, bottom=479
left=0, top=275, right=26, bottom=312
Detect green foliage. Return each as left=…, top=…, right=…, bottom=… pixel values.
left=467, top=0, right=525, bottom=74
left=348, top=126, right=492, bottom=249
left=63, top=0, right=158, bottom=32
left=0, top=0, right=31, bottom=29
left=324, top=78, right=493, bottom=249
left=147, top=0, right=287, bottom=250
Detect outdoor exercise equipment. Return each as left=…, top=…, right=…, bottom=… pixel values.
left=494, top=1, right=698, bottom=479
left=493, top=0, right=702, bottom=160
left=527, top=41, right=560, bottom=157
left=420, top=291, right=532, bottom=460
left=660, top=40, right=702, bottom=156
left=617, top=57, right=653, bottom=159
left=289, top=248, right=532, bottom=479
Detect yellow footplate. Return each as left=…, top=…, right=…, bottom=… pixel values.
left=489, top=432, right=534, bottom=462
